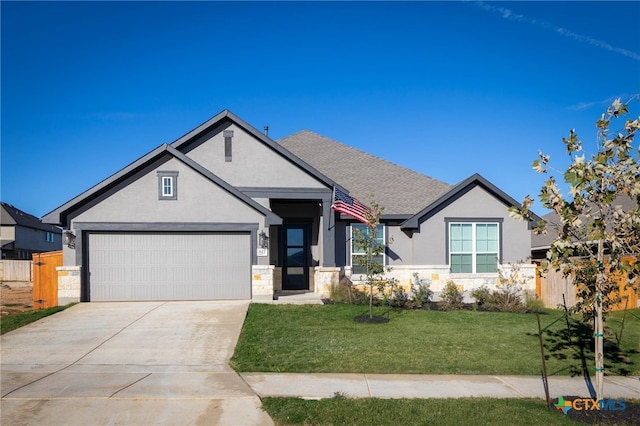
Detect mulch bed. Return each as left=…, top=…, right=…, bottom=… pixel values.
left=353, top=314, right=390, bottom=324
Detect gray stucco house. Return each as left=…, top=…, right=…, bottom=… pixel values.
left=43, top=110, right=540, bottom=303
left=1, top=202, right=62, bottom=260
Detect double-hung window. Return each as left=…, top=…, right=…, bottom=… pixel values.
left=350, top=223, right=385, bottom=275
left=449, top=222, right=499, bottom=273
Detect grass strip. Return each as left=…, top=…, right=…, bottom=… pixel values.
left=1, top=304, right=74, bottom=335
left=261, top=397, right=581, bottom=426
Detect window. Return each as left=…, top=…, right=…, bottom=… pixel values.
left=46, top=232, right=55, bottom=243
left=449, top=222, right=499, bottom=273
left=350, top=223, right=385, bottom=275
left=157, top=171, right=178, bottom=200
left=162, top=177, right=174, bottom=197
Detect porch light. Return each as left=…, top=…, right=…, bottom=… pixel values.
left=63, top=230, right=76, bottom=249
left=259, top=231, right=269, bottom=249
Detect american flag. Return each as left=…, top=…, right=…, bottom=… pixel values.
left=331, top=187, right=373, bottom=225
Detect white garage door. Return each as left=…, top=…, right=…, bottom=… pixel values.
left=88, top=232, right=251, bottom=301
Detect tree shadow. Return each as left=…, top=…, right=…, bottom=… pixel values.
left=527, top=315, right=637, bottom=380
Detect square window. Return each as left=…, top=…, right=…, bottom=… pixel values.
left=449, top=222, right=499, bottom=273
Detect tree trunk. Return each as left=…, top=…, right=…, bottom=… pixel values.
left=595, top=239, right=605, bottom=400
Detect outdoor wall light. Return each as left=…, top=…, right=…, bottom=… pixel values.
left=259, top=231, right=269, bottom=249
left=63, top=230, right=76, bottom=249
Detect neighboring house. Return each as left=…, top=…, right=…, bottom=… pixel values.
left=532, top=196, right=639, bottom=261
left=530, top=197, right=639, bottom=309
left=43, top=110, right=541, bottom=304
left=1, top=202, right=62, bottom=259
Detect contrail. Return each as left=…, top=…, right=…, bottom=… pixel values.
left=473, top=1, right=640, bottom=62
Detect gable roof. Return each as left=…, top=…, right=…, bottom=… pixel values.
left=1, top=202, right=61, bottom=233
left=171, top=110, right=340, bottom=191
left=42, top=144, right=282, bottom=227
left=277, top=130, right=453, bottom=216
left=401, top=173, right=543, bottom=230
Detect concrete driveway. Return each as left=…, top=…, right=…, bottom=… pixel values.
left=1, top=301, right=274, bottom=426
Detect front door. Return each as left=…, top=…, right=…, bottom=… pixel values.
left=282, top=223, right=309, bottom=290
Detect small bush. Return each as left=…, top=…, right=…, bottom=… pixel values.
left=387, top=283, right=409, bottom=308
left=439, top=280, right=465, bottom=310
left=471, top=285, right=491, bottom=307
left=524, top=290, right=545, bottom=313
left=328, top=279, right=370, bottom=305
left=386, top=274, right=433, bottom=309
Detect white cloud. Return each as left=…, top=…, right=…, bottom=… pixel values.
left=473, top=1, right=640, bottom=62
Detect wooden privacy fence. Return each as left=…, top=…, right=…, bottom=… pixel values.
left=32, top=251, right=62, bottom=309
left=535, top=257, right=639, bottom=311
left=0, top=260, right=32, bottom=281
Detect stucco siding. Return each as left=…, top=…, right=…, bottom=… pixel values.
left=69, top=157, right=266, bottom=226
left=409, top=185, right=531, bottom=265
left=185, top=124, right=326, bottom=189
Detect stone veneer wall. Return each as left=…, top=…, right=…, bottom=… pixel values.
left=57, top=266, right=81, bottom=305
left=344, top=263, right=537, bottom=303
left=252, top=265, right=275, bottom=297
left=313, top=267, right=341, bottom=298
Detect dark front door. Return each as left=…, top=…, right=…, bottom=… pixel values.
left=282, top=223, right=309, bottom=290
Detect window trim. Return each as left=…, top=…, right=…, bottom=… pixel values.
left=349, top=223, right=386, bottom=276
left=445, top=218, right=503, bottom=274
left=157, top=171, right=179, bottom=200
left=45, top=231, right=55, bottom=243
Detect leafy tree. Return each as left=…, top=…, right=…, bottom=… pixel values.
left=352, top=199, right=393, bottom=319
left=510, top=96, right=640, bottom=400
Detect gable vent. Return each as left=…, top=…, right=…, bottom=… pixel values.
left=223, top=130, right=233, bottom=162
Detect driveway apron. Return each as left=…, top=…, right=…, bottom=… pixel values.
left=1, top=301, right=273, bottom=426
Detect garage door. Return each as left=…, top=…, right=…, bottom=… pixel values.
left=88, top=232, right=251, bottom=301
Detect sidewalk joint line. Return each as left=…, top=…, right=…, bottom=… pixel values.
left=493, top=376, right=527, bottom=397
left=110, top=373, right=152, bottom=398
left=364, top=374, right=372, bottom=397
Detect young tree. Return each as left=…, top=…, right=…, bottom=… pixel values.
left=352, top=199, right=389, bottom=319
left=510, top=97, right=640, bottom=401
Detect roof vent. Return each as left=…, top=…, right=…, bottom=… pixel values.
left=264, top=126, right=269, bottom=137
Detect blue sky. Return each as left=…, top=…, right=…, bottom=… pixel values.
left=2, top=1, right=639, bottom=219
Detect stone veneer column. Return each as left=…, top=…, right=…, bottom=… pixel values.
left=57, top=266, right=81, bottom=305
left=252, top=265, right=275, bottom=298
left=314, top=266, right=341, bottom=299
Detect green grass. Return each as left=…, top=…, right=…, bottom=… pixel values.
left=261, top=397, right=580, bottom=426
left=0, top=304, right=74, bottom=335
left=231, top=304, right=640, bottom=375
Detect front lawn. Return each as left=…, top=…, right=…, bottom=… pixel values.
left=230, top=304, right=640, bottom=376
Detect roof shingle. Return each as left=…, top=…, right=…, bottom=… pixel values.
left=277, top=130, right=452, bottom=215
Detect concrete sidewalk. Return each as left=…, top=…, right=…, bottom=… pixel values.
left=242, top=373, right=640, bottom=400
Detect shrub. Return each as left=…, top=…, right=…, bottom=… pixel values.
left=385, top=274, right=434, bottom=309
left=409, top=273, right=433, bottom=309
left=471, top=285, right=491, bottom=307
left=524, top=290, right=545, bottom=313
left=386, top=283, right=409, bottom=308
left=491, top=264, right=527, bottom=313
left=439, top=280, right=465, bottom=310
